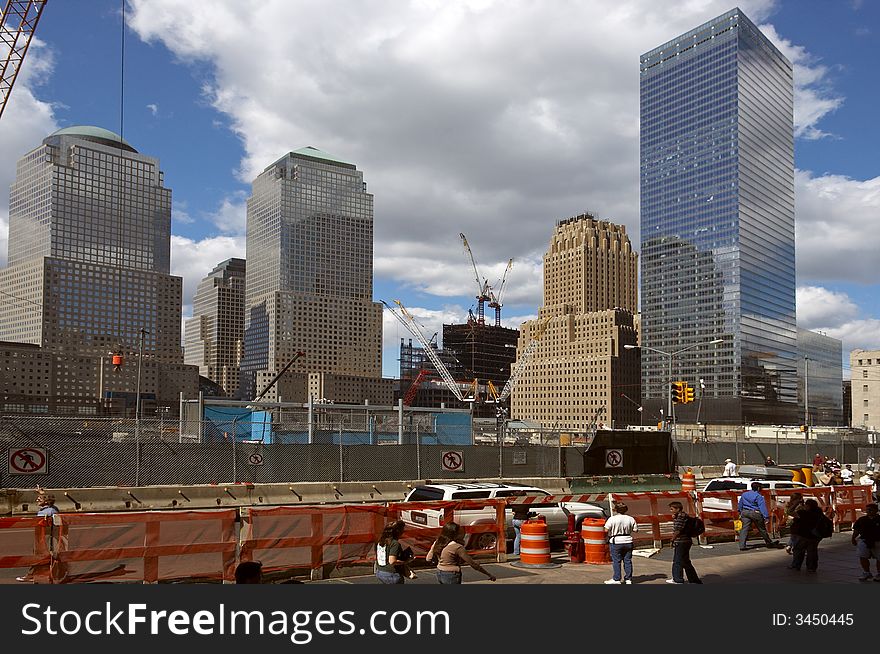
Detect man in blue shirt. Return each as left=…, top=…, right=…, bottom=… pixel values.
left=737, top=482, right=780, bottom=550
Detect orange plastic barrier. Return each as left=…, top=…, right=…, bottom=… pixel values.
left=53, top=510, right=237, bottom=584
left=0, top=516, right=52, bottom=584
left=831, top=485, right=873, bottom=529
left=519, top=520, right=552, bottom=565
left=240, top=504, right=388, bottom=575
left=581, top=518, right=610, bottom=564
left=609, top=491, right=697, bottom=547
left=386, top=498, right=508, bottom=558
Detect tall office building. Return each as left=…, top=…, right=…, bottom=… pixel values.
left=185, top=258, right=246, bottom=397
left=0, top=126, right=197, bottom=411
left=850, top=350, right=880, bottom=431
left=241, top=147, right=389, bottom=403
left=640, top=8, right=798, bottom=424
left=797, top=329, right=843, bottom=427
left=511, top=215, right=640, bottom=431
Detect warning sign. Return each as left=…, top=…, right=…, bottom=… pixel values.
left=248, top=453, right=264, bottom=466
left=441, top=450, right=464, bottom=473
left=605, top=448, right=623, bottom=469
left=8, top=447, right=49, bottom=475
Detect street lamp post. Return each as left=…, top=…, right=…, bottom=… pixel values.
left=624, top=338, right=723, bottom=436
left=804, top=356, right=811, bottom=463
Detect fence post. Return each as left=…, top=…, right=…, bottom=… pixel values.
left=339, top=424, right=344, bottom=482
left=232, top=418, right=238, bottom=484
left=416, top=424, right=421, bottom=480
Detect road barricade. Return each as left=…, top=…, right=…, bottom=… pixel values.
left=239, top=504, right=387, bottom=578
left=0, top=516, right=52, bottom=584
left=608, top=491, right=696, bottom=548
left=53, top=509, right=237, bottom=583
left=388, top=498, right=508, bottom=559
left=831, top=485, right=873, bottom=529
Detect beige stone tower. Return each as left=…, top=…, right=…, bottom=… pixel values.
left=511, top=214, right=641, bottom=431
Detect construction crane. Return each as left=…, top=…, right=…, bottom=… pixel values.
left=253, top=350, right=306, bottom=403
left=0, top=0, right=48, bottom=121
left=383, top=299, right=467, bottom=403
left=496, top=321, right=548, bottom=403
left=459, top=232, right=492, bottom=325
left=487, top=257, right=513, bottom=327
left=402, top=369, right=431, bottom=407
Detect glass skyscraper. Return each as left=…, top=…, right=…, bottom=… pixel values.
left=640, top=8, right=798, bottom=424
left=240, top=147, right=384, bottom=402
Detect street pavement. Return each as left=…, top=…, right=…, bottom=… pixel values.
left=312, top=534, right=875, bottom=585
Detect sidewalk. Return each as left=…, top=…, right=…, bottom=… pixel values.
left=314, top=536, right=872, bottom=585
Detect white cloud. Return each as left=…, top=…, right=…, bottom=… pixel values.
left=172, top=201, right=195, bottom=225
left=0, top=41, right=59, bottom=267
left=796, top=286, right=859, bottom=329
left=170, top=234, right=246, bottom=307
left=795, top=171, right=880, bottom=284
left=127, top=0, right=791, bottom=301
left=147, top=103, right=159, bottom=116
left=204, top=193, right=248, bottom=234
left=759, top=24, right=844, bottom=140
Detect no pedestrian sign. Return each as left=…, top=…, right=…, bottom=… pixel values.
left=7, top=446, right=49, bottom=475
left=605, top=448, right=623, bottom=469
left=441, top=450, right=464, bottom=473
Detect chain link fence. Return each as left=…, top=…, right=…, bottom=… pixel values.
left=0, top=415, right=578, bottom=488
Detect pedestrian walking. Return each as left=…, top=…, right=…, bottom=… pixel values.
left=764, top=455, right=777, bottom=467
left=851, top=503, right=880, bottom=582
left=16, top=489, right=59, bottom=583
left=509, top=492, right=537, bottom=556
left=737, top=482, right=780, bottom=550
left=866, top=455, right=875, bottom=472
left=603, top=502, right=638, bottom=585
left=722, top=458, right=736, bottom=477
left=375, top=520, right=416, bottom=584
left=840, top=464, right=854, bottom=485
left=666, top=501, right=702, bottom=584
left=812, top=453, right=824, bottom=472
left=426, top=522, right=496, bottom=584
left=788, top=498, right=829, bottom=573
left=783, top=491, right=805, bottom=555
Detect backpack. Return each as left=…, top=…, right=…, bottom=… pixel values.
left=687, top=515, right=705, bottom=537
left=813, top=514, right=833, bottom=539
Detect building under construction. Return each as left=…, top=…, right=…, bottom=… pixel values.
left=397, top=321, right=519, bottom=419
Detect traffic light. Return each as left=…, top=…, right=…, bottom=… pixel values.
left=671, top=381, right=685, bottom=404
left=683, top=383, right=694, bottom=404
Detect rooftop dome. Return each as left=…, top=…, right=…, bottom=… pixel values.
left=49, top=125, right=138, bottom=153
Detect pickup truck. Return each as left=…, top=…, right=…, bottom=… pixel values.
left=399, top=482, right=608, bottom=551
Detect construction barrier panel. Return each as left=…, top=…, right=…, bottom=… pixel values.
left=388, top=498, right=508, bottom=560
left=608, top=491, right=697, bottom=548
left=53, top=509, right=237, bottom=584
left=831, top=485, right=873, bottom=529
left=0, top=516, right=52, bottom=584
left=240, top=504, right=388, bottom=577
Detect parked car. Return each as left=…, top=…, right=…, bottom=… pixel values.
left=400, top=482, right=608, bottom=551
left=699, top=477, right=808, bottom=512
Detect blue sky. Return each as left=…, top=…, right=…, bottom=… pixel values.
left=1, top=0, right=878, bottom=380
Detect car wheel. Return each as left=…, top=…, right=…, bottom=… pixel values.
left=470, top=532, right=498, bottom=551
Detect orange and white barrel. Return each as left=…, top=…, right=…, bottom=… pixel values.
left=681, top=469, right=696, bottom=493
left=581, top=518, right=611, bottom=564
left=519, top=520, right=551, bottom=565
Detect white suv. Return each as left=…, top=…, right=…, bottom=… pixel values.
left=699, top=477, right=808, bottom=512
left=400, top=482, right=607, bottom=551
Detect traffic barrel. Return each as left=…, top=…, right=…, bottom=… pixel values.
left=519, top=519, right=551, bottom=565
left=581, top=518, right=611, bottom=564
left=510, top=518, right=562, bottom=569
left=681, top=468, right=696, bottom=493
